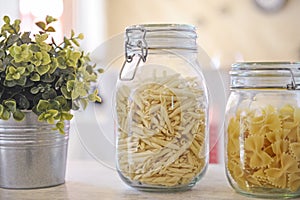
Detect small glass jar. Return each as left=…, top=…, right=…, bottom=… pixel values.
left=115, top=24, right=209, bottom=191
left=225, top=62, right=300, bottom=198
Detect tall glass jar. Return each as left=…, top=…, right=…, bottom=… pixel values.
left=115, top=24, right=209, bottom=191
left=225, top=62, right=300, bottom=198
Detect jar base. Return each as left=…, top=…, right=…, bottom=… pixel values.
left=0, top=181, right=65, bottom=190
left=233, top=187, right=300, bottom=199
left=117, top=169, right=206, bottom=192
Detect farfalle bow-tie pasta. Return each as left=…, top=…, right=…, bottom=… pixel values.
left=227, top=104, right=300, bottom=192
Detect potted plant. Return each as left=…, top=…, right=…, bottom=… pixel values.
left=0, top=15, right=102, bottom=189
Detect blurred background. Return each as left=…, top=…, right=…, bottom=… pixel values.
left=1, top=0, right=300, bottom=166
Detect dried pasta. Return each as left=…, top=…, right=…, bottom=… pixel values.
left=116, top=71, right=207, bottom=187
left=226, top=104, right=300, bottom=192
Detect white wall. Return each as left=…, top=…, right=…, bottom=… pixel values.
left=0, top=0, right=19, bottom=25
left=73, top=0, right=107, bottom=52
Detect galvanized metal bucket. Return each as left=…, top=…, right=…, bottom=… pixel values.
left=0, top=111, right=69, bottom=189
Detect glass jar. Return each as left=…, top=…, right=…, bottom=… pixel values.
left=115, top=24, right=209, bottom=191
left=225, top=62, right=300, bottom=198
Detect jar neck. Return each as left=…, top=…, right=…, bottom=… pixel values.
left=230, top=62, right=300, bottom=90
left=125, top=24, right=197, bottom=61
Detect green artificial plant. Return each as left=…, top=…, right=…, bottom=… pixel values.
left=0, top=15, right=102, bottom=133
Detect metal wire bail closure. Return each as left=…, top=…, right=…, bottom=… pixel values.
left=230, top=62, right=300, bottom=90
left=119, top=27, right=148, bottom=81
left=287, top=68, right=300, bottom=90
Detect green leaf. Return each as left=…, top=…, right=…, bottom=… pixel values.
left=71, top=100, right=80, bottom=110
left=77, top=33, right=84, bottom=40
left=98, top=68, right=104, bottom=73
left=49, top=58, right=58, bottom=74
left=71, top=38, right=80, bottom=47
left=0, top=49, right=5, bottom=59
left=55, top=96, right=67, bottom=106
left=29, top=44, right=40, bottom=52
left=37, top=113, right=44, bottom=121
left=88, top=93, right=95, bottom=101
left=71, top=30, right=75, bottom=37
left=36, top=65, right=50, bottom=75
left=88, top=89, right=102, bottom=103
left=1, top=109, right=11, bottom=120
left=21, top=32, right=32, bottom=43
left=35, top=21, right=46, bottom=30
left=54, top=121, right=66, bottom=134
left=41, top=72, right=55, bottom=83
left=0, top=105, right=4, bottom=116
left=71, top=89, right=80, bottom=99
left=9, top=44, right=33, bottom=62
left=80, top=98, right=88, bottom=110
left=63, top=37, right=71, bottom=46
left=15, top=94, right=30, bottom=109
left=61, top=112, right=73, bottom=121
left=70, top=51, right=81, bottom=62
left=4, top=100, right=16, bottom=112
left=55, top=76, right=64, bottom=89
left=8, top=66, right=16, bottom=74
left=26, top=64, right=35, bottom=72
left=45, top=15, right=57, bottom=24
left=95, top=95, right=102, bottom=102
left=35, top=33, right=48, bottom=43
left=56, top=121, right=64, bottom=129
left=38, top=110, right=58, bottom=124
left=3, top=80, right=17, bottom=87
left=66, top=80, right=75, bottom=92
left=11, top=73, right=20, bottom=80
left=61, top=86, right=72, bottom=99
left=17, top=66, right=25, bottom=74
left=24, top=79, right=34, bottom=88
left=42, top=88, right=57, bottom=99
left=30, top=86, right=40, bottom=94
left=36, top=100, right=49, bottom=112
left=46, top=110, right=59, bottom=124
left=48, top=100, right=60, bottom=110
left=45, top=26, right=55, bottom=32
left=0, top=61, right=4, bottom=72
left=15, top=76, right=27, bottom=86
left=57, top=56, right=67, bottom=69
left=30, top=73, right=40, bottom=81
left=13, top=110, right=25, bottom=121
left=13, top=19, right=21, bottom=32
left=7, top=34, right=19, bottom=46
left=3, top=16, right=10, bottom=24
